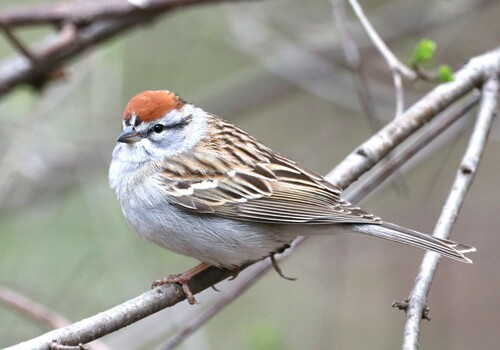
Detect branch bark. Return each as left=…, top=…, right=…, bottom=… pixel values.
left=0, top=0, right=246, bottom=99
left=401, top=76, right=499, bottom=350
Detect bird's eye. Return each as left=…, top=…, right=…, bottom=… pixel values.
left=152, top=124, right=164, bottom=133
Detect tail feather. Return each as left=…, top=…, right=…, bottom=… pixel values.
left=350, top=222, right=475, bottom=263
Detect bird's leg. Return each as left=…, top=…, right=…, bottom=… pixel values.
left=152, top=262, right=212, bottom=304
left=270, top=254, right=296, bottom=281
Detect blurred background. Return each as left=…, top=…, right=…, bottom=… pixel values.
left=0, top=0, right=499, bottom=349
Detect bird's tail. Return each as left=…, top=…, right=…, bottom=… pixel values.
left=349, top=222, right=476, bottom=263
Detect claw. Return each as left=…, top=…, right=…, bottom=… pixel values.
left=152, top=262, right=212, bottom=304
left=153, top=273, right=197, bottom=304
left=270, top=254, right=296, bottom=281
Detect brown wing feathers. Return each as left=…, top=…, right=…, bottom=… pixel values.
left=157, top=116, right=380, bottom=225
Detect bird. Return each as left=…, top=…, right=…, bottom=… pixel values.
left=109, top=90, right=475, bottom=304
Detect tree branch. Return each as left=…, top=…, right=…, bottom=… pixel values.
left=352, top=92, right=480, bottom=199
left=400, top=76, right=499, bottom=350
left=326, top=46, right=500, bottom=189
left=0, top=0, right=246, bottom=99
left=347, top=0, right=416, bottom=118
left=0, top=287, right=112, bottom=350
left=347, top=0, right=416, bottom=80
left=0, top=0, right=225, bottom=27
left=0, top=286, right=70, bottom=330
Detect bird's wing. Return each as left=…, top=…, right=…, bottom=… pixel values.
left=157, top=148, right=380, bottom=225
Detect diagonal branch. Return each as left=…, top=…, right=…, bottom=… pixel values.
left=352, top=93, right=480, bottom=198
left=0, top=287, right=112, bottom=350
left=400, top=76, right=499, bottom=350
left=0, top=0, right=247, bottom=99
left=346, top=0, right=416, bottom=80
left=0, top=286, right=70, bottom=330
left=0, top=22, right=37, bottom=62
left=0, top=0, right=226, bottom=27
left=327, top=46, right=500, bottom=189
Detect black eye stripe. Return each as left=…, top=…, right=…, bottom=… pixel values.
left=148, top=115, right=192, bottom=135
left=165, top=115, right=192, bottom=129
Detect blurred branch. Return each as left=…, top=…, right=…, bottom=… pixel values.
left=0, top=286, right=70, bottom=330
left=327, top=46, right=500, bottom=190
left=0, top=0, right=246, bottom=99
left=0, top=0, right=226, bottom=26
left=400, top=76, right=499, bottom=350
left=347, top=0, right=417, bottom=117
left=5, top=47, right=499, bottom=350
left=0, top=53, right=102, bottom=206
left=0, top=287, right=111, bottom=350
left=224, top=0, right=488, bottom=119
left=330, top=0, right=379, bottom=126
left=0, top=22, right=36, bottom=62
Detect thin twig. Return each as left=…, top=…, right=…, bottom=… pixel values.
left=347, top=0, right=416, bottom=80
left=401, top=77, right=498, bottom=350
left=0, top=22, right=37, bottom=62
left=331, top=0, right=410, bottom=194
left=347, top=0, right=416, bottom=118
left=393, top=71, right=404, bottom=117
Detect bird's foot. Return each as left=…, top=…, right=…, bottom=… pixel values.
left=152, top=262, right=211, bottom=304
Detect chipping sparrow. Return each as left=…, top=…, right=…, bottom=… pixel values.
left=109, top=90, right=475, bottom=304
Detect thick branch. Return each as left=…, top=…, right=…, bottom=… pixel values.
left=352, top=93, right=480, bottom=198
left=0, top=0, right=225, bottom=26
left=5, top=266, right=234, bottom=350
left=401, top=77, right=499, bottom=350
left=0, top=0, right=245, bottom=98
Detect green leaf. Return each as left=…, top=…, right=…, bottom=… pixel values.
left=438, top=65, right=454, bottom=82
left=412, top=39, right=437, bottom=65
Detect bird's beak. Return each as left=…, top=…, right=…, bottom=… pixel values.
left=117, top=126, right=141, bottom=144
